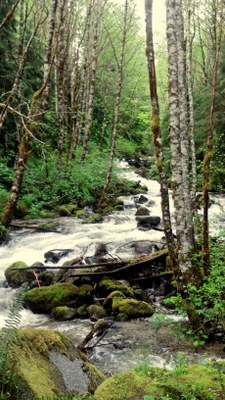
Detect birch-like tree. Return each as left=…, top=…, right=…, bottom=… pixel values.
left=99, top=0, right=129, bottom=206
left=145, top=0, right=178, bottom=272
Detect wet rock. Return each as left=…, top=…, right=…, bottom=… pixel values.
left=112, top=298, right=154, bottom=320
left=51, top=305, right=88, bottom=320
left=98, top=277, right=134, bottom=298
left=24, top=283, right=94, bottom=314
left=135, top=206, right=150, bottom=216
left=87, top=304, right=107, bottom=321
left=132, top=240, right=159, bottom=255
left=137, top=216, right=161, bottom=231
left=136, top=195, right=148, bottom=204
left=44, top=249, right=72, bottom=264
left=5, top=261, right=34, bottom=288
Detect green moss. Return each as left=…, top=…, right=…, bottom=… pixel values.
left=15, top=200, right=29, bottom=218
left=94, top=364, right=225, bottom=400
left=83, top=213, right=103, bottom=224
left=10, top=328, right=70, bottom=399
left=76, top=210, right=89, bottom=219
left=87, top=304, right=107, bottom=319
left=24, top=283, right=91, bottom=314
left=98, top=277, right=134, bottom=297
left=5, top=261, right=34, bottom=288
left=112, top=298, right=154, bottom=319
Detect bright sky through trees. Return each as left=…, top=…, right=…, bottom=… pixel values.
left=113, top=0, right=166, bottom=39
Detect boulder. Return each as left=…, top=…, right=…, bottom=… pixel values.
left=137, top=216, right=161, bottom=231
left=51, top=305, right=88, bottom=320
left=3, top=327, right=105, bottom=399
left=136, top=194, right=149, bottom=204
left=98, top=277, right=134, bottom=298
left=132, top=240, right=158, bottom=255
left=112, top=298, right=154, bottom=320
left=87, top=304, right=107, bottom=321
left=24, top=283, right=94, bottom=314
left=5, top=261, right=34, bottom=288
left=135, top=206, right=150, bottom=216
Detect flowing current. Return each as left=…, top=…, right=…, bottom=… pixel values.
left=0, top=161, right=225, bottom=373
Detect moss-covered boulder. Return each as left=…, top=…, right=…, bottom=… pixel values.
left=135, top=206, right=150, bottom=216
left=51, top=305, right=88, bottom=320
left=98, top=277, right=134, bottom=297
left=5, top=261, right=34, bottom=288
left=94, top=364, right=225, bottom=400
left=4, top=328, right=105, bottom=399
left=24, top=283, right=94, bottom=314
left=103, top=290, right=126, bottom=312
left=87, top=304, right=107, bottom=320
left=112, top=298, right=154, bottom=320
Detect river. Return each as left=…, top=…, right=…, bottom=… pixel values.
left=0, top=161, right=225, bottom=374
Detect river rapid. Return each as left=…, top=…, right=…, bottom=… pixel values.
left=0, top=161, right=225, bottom=374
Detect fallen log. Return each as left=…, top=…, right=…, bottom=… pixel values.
left=11, top=249, right=168, bottom=281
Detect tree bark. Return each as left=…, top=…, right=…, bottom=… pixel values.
left=202, top=0, right=224, bottom=273
left=145, top=0, right=178, bottom=273
left=98, top=0, right=129, bottom=206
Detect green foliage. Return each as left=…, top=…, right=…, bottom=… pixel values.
left=0, top=284, right=28, bottom=399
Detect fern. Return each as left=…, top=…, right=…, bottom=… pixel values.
left=0, top=283, right=28, bottom=398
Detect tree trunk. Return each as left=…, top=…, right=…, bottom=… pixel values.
left=81, top=0, right=101, bottom=163
left=202, top=0, right=224, bottom=273
left=145, top=0, right=178, bottom=272
left=98, top=0, right=129, bottom=206
left=185, top=0, right=197, bottom=212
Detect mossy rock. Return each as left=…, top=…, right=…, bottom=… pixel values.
left=4, top=328, right=105, bottom=399
left=24, top=283, right=94, bottom=314
left=76, top=209, right=90, bottom=219
left=57, top=205, right=72, bottom=216
left=83, top=213, right=103, bottom=224
left=51, top=306, right=78, bottom=320
left=103, top=290, right=126, bottom=311
left=135, top=206, right=150, bottom=216
left=94, top=364, right=225, bottom=400
left=87, top=304, right=107, bottom=319
left=5, top=261, right=34, bottom=288
left=14, top=200, right=29, bottom=218
left=98, top=277, right=134, bottom=297
left=112, top=298, right=154, bottom=319
left=0, top=223, right=9, bottom=244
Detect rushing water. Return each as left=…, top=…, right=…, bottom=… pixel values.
left=0, top=161, right=225, bottom=372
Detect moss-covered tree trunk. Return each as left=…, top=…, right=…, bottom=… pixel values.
left=145, top=0, right=178, bottom=273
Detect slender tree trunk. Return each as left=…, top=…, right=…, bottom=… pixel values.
left=202, top=0, right=224, bottom=273
left=98, top=0, right=129, bottom=207
left=145, top=0, right=178, bottom=272
left=186, top=0, right=197, bottom=211
left=56, top=0, right=68, bottom=167
left=81, top=0, right=101, bottom=163
left=0, top=0, right=21, bottom=30
left=0, top=5, right=42, bottom=129
left=71, top=0, right=93, bottom=160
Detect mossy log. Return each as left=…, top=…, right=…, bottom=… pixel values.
left=12, top=249, right=168, bottom=282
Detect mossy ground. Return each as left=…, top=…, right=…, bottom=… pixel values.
left=94, top=363, right=225, bottom=400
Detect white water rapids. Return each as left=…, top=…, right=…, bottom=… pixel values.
left=0, top=161, right=225, bottom=373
